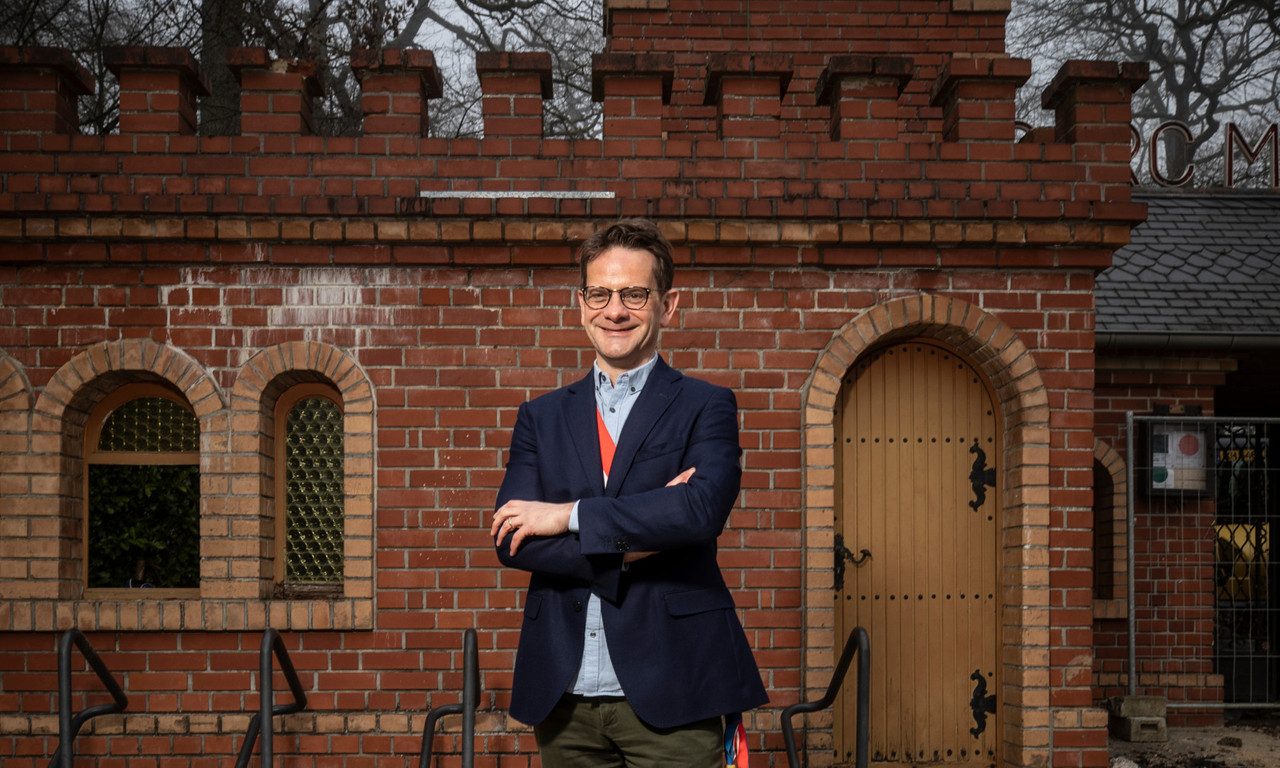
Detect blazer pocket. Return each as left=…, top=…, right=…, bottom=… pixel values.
left=664, top=587, right=735, bottom=617
left=634, top=440, right=681, bottom=463
left=523, top=594, right=542, bottom=620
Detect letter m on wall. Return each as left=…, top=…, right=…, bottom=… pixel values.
left=1224, top=123, right=1279, bottom=188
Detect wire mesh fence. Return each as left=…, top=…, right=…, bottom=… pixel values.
left=1125, top=415, right=1280, bottom=710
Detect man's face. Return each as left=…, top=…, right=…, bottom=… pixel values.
left=579, top=246, right=678, bottom=381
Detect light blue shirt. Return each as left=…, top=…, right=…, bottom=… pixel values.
left=567, top=355, right=658, bottom=697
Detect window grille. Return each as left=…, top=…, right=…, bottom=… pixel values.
left=282, top=395, right=344, bottom=584
left=98, top=396, right=199, bottom=452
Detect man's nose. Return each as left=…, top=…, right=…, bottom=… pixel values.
left=602, top=292, right=630, bottom=315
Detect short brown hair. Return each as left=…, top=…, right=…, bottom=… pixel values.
left=577, top=219, right=674, bottom=293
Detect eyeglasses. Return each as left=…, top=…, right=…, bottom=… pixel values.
left=580, top=286, right=652, bottom=310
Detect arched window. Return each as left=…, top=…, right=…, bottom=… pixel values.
left=84, top=384, right=200, bottom=595
left=1093, top=441, right=1130, bottom=619
left=274, top=384, right=345, bottom=594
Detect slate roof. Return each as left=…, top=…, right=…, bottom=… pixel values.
left=1097, top=193, right=1280, bottom=339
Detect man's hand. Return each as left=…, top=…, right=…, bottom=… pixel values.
left=492, top=468, right=695, bottom=559
left=491, top=500, right=574, bottom=556
left=666, top=467, right=695, bottom=487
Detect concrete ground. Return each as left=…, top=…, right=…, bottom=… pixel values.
left=1109, top=713, right=1280, bottom=768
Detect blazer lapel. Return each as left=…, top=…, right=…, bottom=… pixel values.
left=605, top=358, right=682, bottom=495
left=565, top=373, right=607, bottom=498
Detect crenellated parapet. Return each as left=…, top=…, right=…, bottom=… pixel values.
left=0, top=39, right=1148, bottom=269
left=931, top=55, right=1030, bottom=144
left=703, top=54, right=792, bottom=141
left=0, top=46, right=94, bottom=135
left=816, top=56, right=914, bottom=145
left=592, top=53, right=673, bottom=146
left=476, top=51, right=554, bottom=142
left=104, top=46, right=209, bottom=136
left=227, top=47, right=324, bottom=136
left=350, top=49, right=442, bottom=138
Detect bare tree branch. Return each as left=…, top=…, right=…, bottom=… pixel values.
left=1009, top=0, right=1280, bottom=187
left=2, top=0, right=603, bottom=138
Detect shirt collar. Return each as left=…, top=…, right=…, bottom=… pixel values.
left=593, top=355, right=658, bottom=394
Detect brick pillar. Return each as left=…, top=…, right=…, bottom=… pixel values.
left=350, top=49, right=442, bottom=137
left=0, top=46, right=94, bottom=134
left=475, top=51, right=552, bottom=138
left=1042, top=60, right=1149, bottom=145
left=103, top=46, right=210, bottom=134
left=1043, top=61, right=1149, bottom=192
left=228, top=47, right=323, bottom=135
left=930, top=55, right=1030, bottom=142
left=815, top=55, right=913, bottom=141
left=592, top=53, right=673, bottom=151
left=703, top=54, right=792, bottom=140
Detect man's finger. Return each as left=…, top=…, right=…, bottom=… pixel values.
left=666, top=467, right=696, bottom=486
left=490, top=501, right=518, bottom=537
left=509, top=526, right=529, bottom=556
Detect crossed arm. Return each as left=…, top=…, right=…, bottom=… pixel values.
left=491, top=467, right=696, bottom=558
left=491, top=387, right=741, bottom=587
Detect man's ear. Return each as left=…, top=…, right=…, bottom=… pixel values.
left=659, top=289, right=679, bottom=326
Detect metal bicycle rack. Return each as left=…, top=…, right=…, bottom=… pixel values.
left=418, top=627, right=480, bottom=768
left=50, top=628, right=130, bottom=768
left=234, top=628, right=309, bottom=768
left=781, top=626, right=870, bottom=768
left=46, top=625, right=859, bottom=767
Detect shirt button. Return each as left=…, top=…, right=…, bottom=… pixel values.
left=589, top=632, right=597, bottom=638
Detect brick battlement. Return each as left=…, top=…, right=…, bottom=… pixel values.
left=0, top=42, right=1147, bottom=268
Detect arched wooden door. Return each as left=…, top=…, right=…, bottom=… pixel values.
left=834, top=340, right=1001, bottom=768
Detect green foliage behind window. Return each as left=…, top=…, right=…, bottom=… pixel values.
left=88, top=464, right=200, bottom=589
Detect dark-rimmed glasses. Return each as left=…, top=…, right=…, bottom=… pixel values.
left=580, top=286, right=652, bottom=310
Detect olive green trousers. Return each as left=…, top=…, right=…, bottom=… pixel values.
left=534, top=694, right=723, bottom=768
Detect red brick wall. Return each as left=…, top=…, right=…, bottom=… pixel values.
left=0, top=264, right=1103, bottom=766
left=0, top=1, right=1152, bottom=765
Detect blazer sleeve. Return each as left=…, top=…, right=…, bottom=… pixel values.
left=576, top=385, right=742, bottom=556
left=494, top=401, right=624, bottom=594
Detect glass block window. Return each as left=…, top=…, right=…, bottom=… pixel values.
left=98, top=397, right=199, bottom=452
left=85, top=387, right=200, bottom=591
left=281, top=391, right=344, bottom=584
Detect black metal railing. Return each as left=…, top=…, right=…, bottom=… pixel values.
left=419, top=628, right=479, bottom=768
left=50, top=628, right=129, bottom=768
left=781, top=626, right=869, bottom=768
left=234, top=628, right=308, bottom=768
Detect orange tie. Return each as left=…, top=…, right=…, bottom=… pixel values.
left=596, top=408, right=616, bottom=480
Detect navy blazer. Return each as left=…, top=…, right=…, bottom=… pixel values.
left=495, top=357, right=768, bottom=729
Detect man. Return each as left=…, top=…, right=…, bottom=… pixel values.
left=491, top=219, right=768, bottom=766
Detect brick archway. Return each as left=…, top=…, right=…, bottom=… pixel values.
left=0, top=352, right=35, bottom=602
left=0, top=351, right=32, bottom=416
left=17, top=339, right=223, bottom=602
left=801, top=294, right=1051, bottom=767
left=0, top=350, right=32, bottom=448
